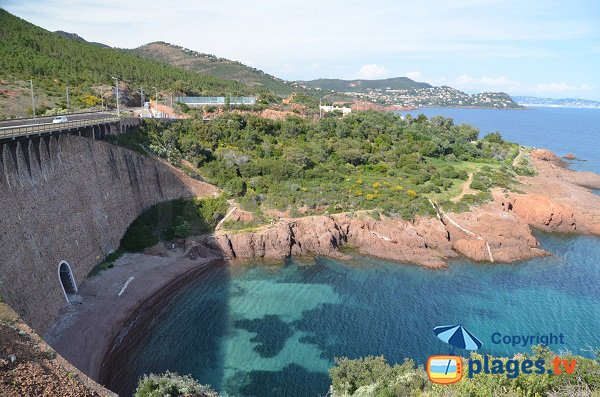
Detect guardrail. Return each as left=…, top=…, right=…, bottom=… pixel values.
left=0, top=109, right=115, bottom=124
left=0, top=117, right=120, bottom=140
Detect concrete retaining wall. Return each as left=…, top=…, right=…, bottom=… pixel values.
left=0, top=134, right=218, bottom=332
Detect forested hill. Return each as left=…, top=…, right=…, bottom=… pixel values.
left=298, top=77, right=432, bottom=93
left=130, top=42, right=306, bottom=97
left=54, top=30, right=110, bottom=48
left=0, top=9, right=247, bottom=97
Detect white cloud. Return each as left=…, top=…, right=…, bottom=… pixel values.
left=448, top=74, right=594, bottom=97
left=354, top=64, right=390, bottom=80
left=405, top=71, right=423, bottom=81
left=534, top=83, right=594, bottom=93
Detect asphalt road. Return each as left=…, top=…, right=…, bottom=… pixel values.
left=0, top=111, right=116, bottom=128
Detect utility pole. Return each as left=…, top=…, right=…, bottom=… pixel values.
left=111, top=76, right=120, bottom=117
left=66, top=86, right=70, bottom=110
left=140, top=87, right=144, bottom=108
left=152, top=87, right=159, bottom=117
left=100, top=86, right=104, bottom=110
left=319, top=97, right=322, bottom=119
left=28, top=79, right=36, bottom=119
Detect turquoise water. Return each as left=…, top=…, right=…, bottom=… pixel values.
left=107, top=107, right=600, bottom=397
left=398, top=107, right=600, bottom=173
left=109, top=234, right=600, bottom=397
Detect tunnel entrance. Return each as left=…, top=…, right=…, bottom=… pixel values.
left=58, top=261, right=77, bottom=302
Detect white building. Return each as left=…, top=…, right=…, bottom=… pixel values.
left=320, top=105, right=352, bottom=116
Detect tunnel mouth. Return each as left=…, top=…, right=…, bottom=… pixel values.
left=58, top=260, right=77, bottom=302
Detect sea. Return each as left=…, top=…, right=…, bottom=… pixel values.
left=107, top=107, right=600, bottom=397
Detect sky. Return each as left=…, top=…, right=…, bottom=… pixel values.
left=3, top=0, right=600, bottom=100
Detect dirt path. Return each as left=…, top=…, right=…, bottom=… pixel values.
left=451, top=172, right=477, bottom=202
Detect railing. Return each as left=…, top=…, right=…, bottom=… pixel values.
left=0, top=117, right=120, bottom=140
left=0, top=109, right=112, bottom=125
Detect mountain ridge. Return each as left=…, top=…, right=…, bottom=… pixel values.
left=54, top=30, right=110, bottom=48
left=298, top=77, right=432, bottom=92
left=129, top=42, right=307, bottom=97
left=513, top=95, right=600, bottom=108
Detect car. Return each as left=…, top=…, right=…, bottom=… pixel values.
left=52, top=116, right=68, bottom=124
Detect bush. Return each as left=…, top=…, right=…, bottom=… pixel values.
left=120, top=197, right=228, bottom=251
left=329, top=349, right=600, bottom=397
left=121, top=220, right=158, bottom=251
left=171, top=216, right=192, bottom=238
left=134, top=371, right=221, bottom=397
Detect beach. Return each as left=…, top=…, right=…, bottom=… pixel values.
left=44, top=247, right=224, bottom=383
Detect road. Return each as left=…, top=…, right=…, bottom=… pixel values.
left=0, top=111, right=115, bottom=128
left=0, top=112, right=121, bottom=141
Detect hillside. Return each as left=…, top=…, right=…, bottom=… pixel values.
left=298, top=77, right=432, bottom=92
left=0, top=9, right=248, bottom=117
left=54, top=30, right=110, bottom=48
left=300, top=77, right=520, bottom=108
left=131, top=42, right=304, bottom=97
left=513, top=95, right=600, bottom=108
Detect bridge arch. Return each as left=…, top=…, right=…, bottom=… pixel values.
left=58, top=260, right=77, bottom=302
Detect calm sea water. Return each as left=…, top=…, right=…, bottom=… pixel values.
left=111, top=108, right=600, bottom=397
left=398, top=107, right=600, bottom=173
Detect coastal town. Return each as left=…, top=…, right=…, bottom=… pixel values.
left=341, top=85, right=521, bottom=108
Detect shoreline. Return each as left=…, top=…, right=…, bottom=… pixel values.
left=213, top=149, right=600, bottom=267
left=44, top=249, right=224, bottom=386
left=43, top=150, right=600, bottom=396
left=99, top=258, right=225, bottom=396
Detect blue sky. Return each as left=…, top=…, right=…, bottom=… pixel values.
left=3, top=0, right=600, bottom=100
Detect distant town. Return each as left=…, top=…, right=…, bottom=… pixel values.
left=338, top=86, right=521, bottom=109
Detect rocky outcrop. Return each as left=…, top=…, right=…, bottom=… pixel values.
left=507, top=195, right=576, bottom=232
left=215, top=149, right=600, bottom=268
left=215, top=207, right=545, bottom=268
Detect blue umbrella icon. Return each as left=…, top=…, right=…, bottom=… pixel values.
left=433, top=324, right=482, bottom=375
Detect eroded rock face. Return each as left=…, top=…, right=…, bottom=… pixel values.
left=215, top=149, right=600, bottom=268
left=508, top=195, right=576, bottom=232
left=214, top=207, right=544, bottom=268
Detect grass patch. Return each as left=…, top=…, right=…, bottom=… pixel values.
left=221, top=218, right=268, bottom=233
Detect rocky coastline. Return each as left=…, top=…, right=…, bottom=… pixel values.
left=213, top=149, right=600, bottom=268
left=45, top=149, right=600, bottom=396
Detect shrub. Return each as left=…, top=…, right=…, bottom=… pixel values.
left=121, top=220, right=158, bottom=251
left=329, top=349, right=600, bottom=397
left=134, top=371, right=220, bottom=397
left=120, top=197, right=228, bottom=251
left=171, top=216, right=192, bottom=238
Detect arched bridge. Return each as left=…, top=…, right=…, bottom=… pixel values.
left=0, top=112, right=140, bottom=142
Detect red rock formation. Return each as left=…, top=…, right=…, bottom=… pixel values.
left=215, top=149, right=600, bottom=268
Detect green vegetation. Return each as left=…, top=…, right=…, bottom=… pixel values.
left=0, top=9, right=247, bottom=112
left=299, top=77, right=432, bottom=93
left=131, top=42, right=311, bottom=99
left=329, top=347, right=600, bottom=397
left=88, top=250, right=123, bottom=277
left=120, top=197, right=228, bottom=252
left=120, top=112, right=520, bottom=220
left=134, top=371, right=221, bottom=397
